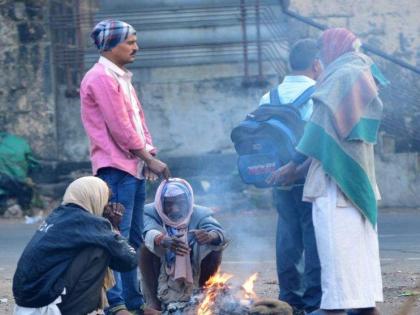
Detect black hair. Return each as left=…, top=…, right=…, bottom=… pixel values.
left=289, top=38, right=319, bottom=71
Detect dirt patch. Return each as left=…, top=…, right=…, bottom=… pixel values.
left=0, top=268, right=15, bottom=315
left=1, top=269, right=419, bottom=314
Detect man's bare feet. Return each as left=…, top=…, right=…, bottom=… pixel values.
left=115, top=310, right=132, bottom=315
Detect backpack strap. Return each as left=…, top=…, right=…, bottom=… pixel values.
left=292, top=85, right=316, bottom=108
left=269, top=87, right=282, bottom=106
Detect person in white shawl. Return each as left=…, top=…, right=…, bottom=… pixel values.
left=140, top=178, right=228, bottom=312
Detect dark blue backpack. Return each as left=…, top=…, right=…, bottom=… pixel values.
left=231, top=85, right=315, bottom=188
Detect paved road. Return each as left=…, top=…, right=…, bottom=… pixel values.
left=1, top=208, right=420, bottom=272
left=0, top=208, right=419, bottom=314
left=221, top=208, right=420, bottom=271
left=378, top=210, right=420, bottom=269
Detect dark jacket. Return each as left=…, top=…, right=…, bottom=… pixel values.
left=13, top=204, right=137, bottom=308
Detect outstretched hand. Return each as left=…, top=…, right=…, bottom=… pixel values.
left=190, top=229, right=220, bottom=245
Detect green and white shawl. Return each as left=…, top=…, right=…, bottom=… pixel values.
left=297, top=52, right=383, bottom=226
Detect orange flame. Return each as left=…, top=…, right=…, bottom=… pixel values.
left=205, top=272, right=234, bottom=286
left=197, top=271, right=233, bottom=315
left=241, top=272, right=258, bottom=300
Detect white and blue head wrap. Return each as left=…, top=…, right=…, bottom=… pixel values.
left=91, top=19, right=136, bottom=52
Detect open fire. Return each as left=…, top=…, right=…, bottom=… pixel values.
left=195, top=271, right=259, bottom=315
left=162, top=270, right=260, bottom=314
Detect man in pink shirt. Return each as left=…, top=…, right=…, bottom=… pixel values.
left=80, top=19, right=169, bottom=315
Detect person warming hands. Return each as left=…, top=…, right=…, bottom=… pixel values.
left=139, top=178, right=228, bottom=313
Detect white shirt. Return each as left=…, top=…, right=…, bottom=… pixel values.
left=259, top=75, right=315, bottom=121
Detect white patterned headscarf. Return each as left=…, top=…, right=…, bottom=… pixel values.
left=91, top=19, right=136, bottom=52
left=154, top=178, right=194, bottom=229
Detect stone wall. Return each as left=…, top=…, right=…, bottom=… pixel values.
left=0, top=0, right=56, bottom=160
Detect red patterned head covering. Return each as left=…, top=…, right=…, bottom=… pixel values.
left=319, top=28, right=358, bottom=66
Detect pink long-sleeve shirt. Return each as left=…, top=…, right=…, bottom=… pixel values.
left=80, top=57, right=155, bottom=178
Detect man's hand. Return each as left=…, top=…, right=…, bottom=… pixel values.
left=143, top=165, right=159, bottom=182
left=130, top=148, right=171, bottom=179
left=190, top=229, right=220, bottom=245
left=161, top=234, right=190, bottom=256
left=103, top=202, right=124, bottom=230
left=146, top=157, right=171, bottom=180
left=266, top=161, right=298, bottom=186
left=294, top=158, right=311, bottom=180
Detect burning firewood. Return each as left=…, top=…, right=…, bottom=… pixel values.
left=196, top=271, right=260, bottom=315
left=161, top=271, right=292, bottom=315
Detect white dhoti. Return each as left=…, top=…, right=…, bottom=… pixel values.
left=312, top=180, right=383, bottom=310
left=14, top=296, right=62, bottom=315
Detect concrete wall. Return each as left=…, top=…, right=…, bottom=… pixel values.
left=1, top=0, right=418, bottom=207
left=289, top=0, right=420, bottom=152
left=375, top=152, right=419, bottom=208
left=62, top=0, right=419, bottom=159
left=285, top=0, right=420, bottom=207
left=58, top=61, right=283, bottom=161
left=58, top=0, right=288, bottom=161
left=2, top=0, right=419, bottom=159
left=290, top=0, right=419, bottom=65
left=0, top=0, right=56, bottom=160
left=127, top=63, right=279, bottom=158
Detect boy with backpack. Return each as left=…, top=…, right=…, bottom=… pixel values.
left=263, top=39, right=323, bottom=315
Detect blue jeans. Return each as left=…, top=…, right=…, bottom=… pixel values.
left=97, top=167, right=145, bottom=311
left=274, top=185, right=321, bottom=313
